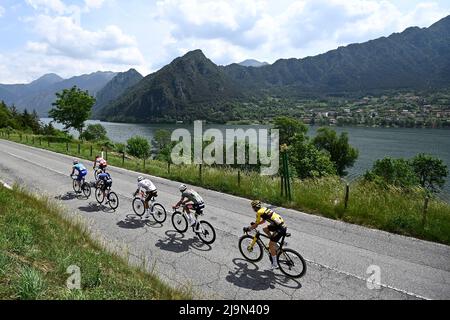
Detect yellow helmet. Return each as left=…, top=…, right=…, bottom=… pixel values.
left=251, top=200, right=262, bottom=209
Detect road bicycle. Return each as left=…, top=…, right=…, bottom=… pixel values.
left=93, top=166, right=106, bottom=181
left=171, top=203, right=216, bottom=245
left=71, top=174, right=91, bottom=198
left=238, top=227, right=306, bottom=278
left=132, top=191, right=167, bottom=223
left=94, top=180, right=119, bottom=210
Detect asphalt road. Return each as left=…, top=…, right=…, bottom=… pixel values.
left=0, top=139, right=449, bottom=300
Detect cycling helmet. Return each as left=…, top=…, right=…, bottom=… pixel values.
left=73, top=159, right=79, bottom=165
left=137, top=176, right=144, bottom=182
left=251, top=200, right=262, bottom=209
left=179, top=184, right=187, bottom=192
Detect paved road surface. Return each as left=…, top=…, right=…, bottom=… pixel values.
left=1, top=139, right=449, bottom=300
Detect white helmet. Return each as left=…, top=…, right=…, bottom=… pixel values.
left=137, top=176, right=144, bottom=182
left=179, top=184, right=187, bottom=192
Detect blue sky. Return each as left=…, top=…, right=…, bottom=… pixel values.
left=0, top=0, right=449, bottom=83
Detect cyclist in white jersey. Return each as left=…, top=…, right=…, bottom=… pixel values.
left=133, top=176, right=157, bottom=217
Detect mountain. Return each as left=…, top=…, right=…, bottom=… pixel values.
left=223, top=16, right=450, bottom=95
left=95, top=16, right=450, bottom=123
left=95, top=50, right=242, bottom=122
left=237, top=59, right=270, bottom=68
left=93, top=69, right=143, bottom=113
left=0, top=71, right=117, bottom=116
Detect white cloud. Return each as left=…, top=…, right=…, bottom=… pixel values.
left=84, top=0, right=106, bottom=10
left=25, top=0, right=72, bottom=15
left=0, top=5, right=5, bottom=17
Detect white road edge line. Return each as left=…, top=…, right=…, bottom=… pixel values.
left=1, top=143, right=434, bottom=300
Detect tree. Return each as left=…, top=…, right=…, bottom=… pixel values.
left=411, top=154, right=448, bottom=193
left=313, top=127, right=359, bottom=176
left=152, top=129, right=172, bottom=162
left=364, top=158, right=418, bottom=188
left=79, top=124, right=108, bottom=141
left=273, top=116, right=308, bottom=146
left=48, top=86, right=95, bottom=136
left=288, top=135, right=336, bottom=179
left=126, top=136, right=151, bottom=159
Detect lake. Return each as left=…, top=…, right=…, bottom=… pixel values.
left=41, top=118, right=450, bottom=200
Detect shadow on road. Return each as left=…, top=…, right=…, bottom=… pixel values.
left=117, top=214, right=163, bottom=230
left=225, top=258, right=302, bottom=292
left=55, top=192, right=83, bottom=201
left=155, top=230, right=212, bottom=253
left=78, top=202, right=117, bottom=214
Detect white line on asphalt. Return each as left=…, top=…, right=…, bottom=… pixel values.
left=305, top=259, right=430, bottom=300
left=0, top=142, right=434, bottom=300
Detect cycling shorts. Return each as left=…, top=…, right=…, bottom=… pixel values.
left=268, top=224, right=287, bottom=242
left=77, top=169, right=87, bottom=181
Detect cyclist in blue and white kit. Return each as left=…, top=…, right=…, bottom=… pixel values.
left=70, top=160, right=87, bottom=192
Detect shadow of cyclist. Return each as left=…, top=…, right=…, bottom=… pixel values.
left=117, top=214, right=163, bottom=230
left=78, top=202, right=116, bottom=214
left=155, top=230, right=212, bottom=253
left=55, top=192, right=80, bottom=201
left=225, top=258, right=302, bottom=291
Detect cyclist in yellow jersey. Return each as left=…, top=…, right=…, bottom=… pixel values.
left=245, top=200, right=287, bottom=270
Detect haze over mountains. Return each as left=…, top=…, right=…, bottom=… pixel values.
left=0, top=15, right=449, bottom=122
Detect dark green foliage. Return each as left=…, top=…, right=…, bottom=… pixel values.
left=313, top=127, right=359, bottom=176
left=152, top=129, right=173, bottom=162
left=79, top=124, right=108, bottom=141
left=365, top=154, right=448, bottom=193
left=364, top=158, right=419, bottom=188
left=126, top=136, right=151, bottom=159
left=48, top=86, right=95, bottom=135
left=0, top=101, right=42, bottom=134
left=288, top=135, right=337, bottom=179
left=273, top=116, right=308, bottom=146
left=411, top=154, right=448, bottom=193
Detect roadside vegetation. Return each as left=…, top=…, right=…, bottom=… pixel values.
left=1, top=91, right=449, bottom=245
left=0, top=184, right=190, bottom=300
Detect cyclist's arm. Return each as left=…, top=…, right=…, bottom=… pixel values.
left=174, top=197, right=187, bottom=208
left=70, top=168, right=75, bottom=176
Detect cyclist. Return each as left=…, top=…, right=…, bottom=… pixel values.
left=93, top=155, right=107, bottom=177
left=96, top=171, right=113, bottom=204
left=70, top=160, right=88, bottom=193
left=173, top=184, right=205, bottom=230
left=133, top=176, right=157, bottom=218
left=245, top=200, right=287, bottom=270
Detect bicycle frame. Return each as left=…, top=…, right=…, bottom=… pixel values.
left=246, top=229, right=287, bottom=253
left=174, top=204, right=204, bottom=231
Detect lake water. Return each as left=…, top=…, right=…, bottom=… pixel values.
left=41, top=118, right=450, bottom=200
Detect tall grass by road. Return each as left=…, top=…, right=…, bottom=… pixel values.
left=0, top=184, right=190, bottom=300
left=1, top=132, right=450, bottom=245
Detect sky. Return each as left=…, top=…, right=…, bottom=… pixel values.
left=0, top=0, right=449, bottom=84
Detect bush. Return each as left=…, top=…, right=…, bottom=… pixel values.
left=79, top=124, right=107, bottom=141
left=126, top=136, right=151, bottom=159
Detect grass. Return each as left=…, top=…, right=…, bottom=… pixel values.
left=1, top=131, right=450, bottom=245
left=0, top=184, right=191, bottom=300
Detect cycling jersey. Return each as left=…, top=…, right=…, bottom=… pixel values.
left=182, top=189, right=204, bottom=205
left=73, top=163, right=87, bottom=173
left=138, top=179, right=156, bottom=192
left=256, top=207, right=284, bottom=226
left=95, top=157, right=107, bottom=167
left=98, top=172, right=112, bottom=190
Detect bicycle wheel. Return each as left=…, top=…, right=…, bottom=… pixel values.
left=151, top=203, right=167, bottom=223
left=196, top=221, right=216, bottom=244
left=94, top=169, right=100, bottom=181
left=277, top=248, right=307, bottom=279
left=107, top=192, right=119, bottom=210
left=95, top=187, right=104, bottom=204
left=171, top=211, right=188, bottom=233
left=132, top=198, right=145, bottom=217
left=72, top=179, right=80, bottom=193
left=238, top=235, right=264, bottom=262
left=82, top=182, right=91, bottom=198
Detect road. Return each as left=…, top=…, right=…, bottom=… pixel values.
left=0, top=139, right=449, bottom=300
